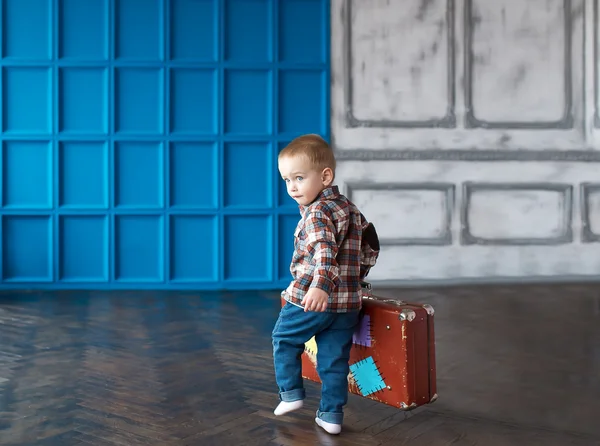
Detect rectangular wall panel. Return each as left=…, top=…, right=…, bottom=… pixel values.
left=2, top=216, right=52, bottom=282
left=347, top=183, right=455, bottom=245
left=59, top=67, right=108, bottom=134
left=279, top=70, right=326, bottom=134
left=466, top=0, right=571, bottom=127
left=3, top=141, right=52, bottom=209
left=59, top=142, right=108, bottom=209
left=224, top=215, right=272, bottom=282
left=169, top=68, right=217, bottom=134
left=115, top=216, right=163, bottom=282
left=3, top=0, right=52, bottom=60
left=115, top=0, right=163, bottom=60
left=59, top=216, right=108, bottom=282
left=0, top=0, right=329, bottom=289
left=224, top=143, right=272, bottom=208
left=114, top=68, right=164, bottom=134
left=114, top=142, right=164, bottom=209
left=169, top=0, right=216, bottom=61
left=224, top=70, right=272, bottom=134
left=2, top=67, right=52, bottom=134
left=169, top=142, right=217, bottom=209
left=461, top=183, right=573, bottom=245
left=224, top=0, right=272, bottom=62
left=279, top=0, right=325, bottom=63
left=58, top=0, right=107, bottom=60
left=169, top=215, right=217, bottom=282
left=346, top=0, right=454, bottom=127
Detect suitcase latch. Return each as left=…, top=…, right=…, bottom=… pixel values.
left=399, top=309, right=416, bottom=322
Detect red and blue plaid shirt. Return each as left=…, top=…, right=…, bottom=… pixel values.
left=281, top=185, right=380, bottom=313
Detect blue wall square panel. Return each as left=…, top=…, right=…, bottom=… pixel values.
left=279, top=70, right=326, bottom=135
left=225, top=70, right=272, bottom=134
left=115, top=215, right=163, bottom=282
left=114, top=142, right=164, bottom=208
left=169, top=215, right=217, bottom=282
left=115, top=68, right=164, bottom=134
left=3, top=141, right=52, bottom=208
left=58, top=0, right=107, bottom=60
left=279, top=0, right=326, bottom=63
left=3, top=67, right=52, bottom=134
left=59, top=216, right=108, bottom=282
left=224, top=142, right=271, bottom=209
left=169, top=68, right=217, bottom=134
left=3, top=0, right=52, bottom=60
left=169, top=142, right=217, bottom=209
left=224, top=215, right=272, bottom=282
left=225, top=0, right=272, bottom=62
left=169, top=0, right=216, bottom=61
left=115, top=0, right=163, bottom=60
left=0, top=0, right=329, bottom=290
left=59, top=67, right=108, bottom=134
left=2, top=216, right=52, bottom=281
left=59, top=142, right=108, bottom=209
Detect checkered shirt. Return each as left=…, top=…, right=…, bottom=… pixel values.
left=281, top=185, right=380, bottom=313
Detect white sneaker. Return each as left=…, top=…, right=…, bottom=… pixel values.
left=273, top=399, right=303, bottom=416
left=315, top=417, right=342, bottom=435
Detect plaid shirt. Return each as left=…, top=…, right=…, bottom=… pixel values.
left=281, top=186, right=380, bottom=313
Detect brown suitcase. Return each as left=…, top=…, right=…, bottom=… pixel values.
left=281, top=282, right=437, bottom=410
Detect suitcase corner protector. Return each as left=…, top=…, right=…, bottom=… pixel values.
left=422, top=304, right=435, bottom=315
left=400, top=402, right=418, bottom=410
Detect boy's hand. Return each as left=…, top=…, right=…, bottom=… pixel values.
left=301, top=288, right=329, bottom=312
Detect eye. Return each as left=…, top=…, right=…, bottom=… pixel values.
left=296, top=176, right=303, bottom=181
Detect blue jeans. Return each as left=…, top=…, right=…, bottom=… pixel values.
left=272, top=301, right=360, bottom=425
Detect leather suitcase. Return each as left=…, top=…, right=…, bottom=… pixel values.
left=281, top=282, right=437, bottom=410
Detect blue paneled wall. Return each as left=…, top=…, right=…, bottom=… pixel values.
left=0, top=0, right=330, bottom=289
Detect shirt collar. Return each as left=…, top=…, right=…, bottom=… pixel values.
left=298, top=185, right=339, bottom=214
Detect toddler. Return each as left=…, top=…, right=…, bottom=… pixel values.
left=272, top=134, right=380, bottom=435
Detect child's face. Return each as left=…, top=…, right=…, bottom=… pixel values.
left=278, top=155, right=330, bottom=206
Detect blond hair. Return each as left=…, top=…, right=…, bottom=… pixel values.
left=278, top=134, right=336, bottom=175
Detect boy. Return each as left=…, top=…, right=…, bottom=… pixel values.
left=272, top=134, right=380, bottom=435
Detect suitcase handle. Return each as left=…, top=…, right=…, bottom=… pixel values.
left=361, top=281, right=435, bottom=316
left=360, top=281, right=407, bottom=306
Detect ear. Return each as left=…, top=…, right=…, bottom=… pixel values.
left=321, top=167, right=334, bottom=186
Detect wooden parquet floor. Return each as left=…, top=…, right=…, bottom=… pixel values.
left=0, top=285, right=598, bottom=445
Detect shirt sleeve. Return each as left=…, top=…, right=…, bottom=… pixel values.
left=304, top=209, right=340, bottom=294
left=360, top=221, right=380, bottom=279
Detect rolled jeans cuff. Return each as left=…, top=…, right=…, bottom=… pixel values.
left=316, top=409, right=343, bottom=425
left=279, top=388, right=305, bottom=402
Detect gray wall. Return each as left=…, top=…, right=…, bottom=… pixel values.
left=330, top=0, right=600, bottom=283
